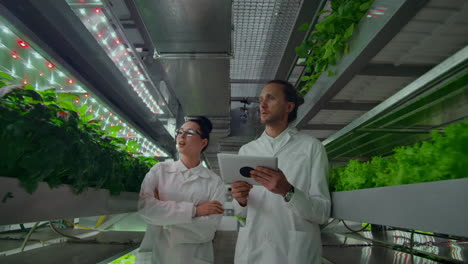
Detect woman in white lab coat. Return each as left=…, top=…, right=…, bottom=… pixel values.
left=137, top=116, right=225, bottom=264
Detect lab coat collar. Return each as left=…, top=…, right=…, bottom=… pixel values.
left=172, top=160, right=209, bottom=178
left=260, top=127, right=297, bottom=155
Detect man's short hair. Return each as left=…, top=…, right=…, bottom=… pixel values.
left=266, top=80, right=305, bottom=123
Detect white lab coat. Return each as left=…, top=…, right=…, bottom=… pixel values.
left=137, top=160, right=225, bottom=264
left=233, top=128, right=331, bottom=264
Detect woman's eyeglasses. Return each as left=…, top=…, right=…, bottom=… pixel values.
left=175, top=128, right=201, bottom=137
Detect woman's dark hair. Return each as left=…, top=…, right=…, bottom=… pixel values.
left=187, top=116, right=213, bottom=152
left=267, top=80, right=305, bottom=123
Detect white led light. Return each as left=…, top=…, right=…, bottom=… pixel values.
left=25, top=59, right=33, bottom=69
left=79, top=8, right=86, bottom=16
left=32, top=51, right=42, bottom=59
left=2, top=27, right=11, bottom=34
left=57, top=71, right=65, bottom=77
left=100, top=17, right=106, bottom=23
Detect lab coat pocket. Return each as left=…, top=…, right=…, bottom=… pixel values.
left=234, top=227, right=249, bottom=262
left=287, top=230, right=316, bottom=264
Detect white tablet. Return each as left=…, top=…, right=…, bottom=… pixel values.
left=217, top=153, right=278, bottom=185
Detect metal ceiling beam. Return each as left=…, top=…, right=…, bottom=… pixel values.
left=293, top=0, right=429, bottom=129
left=324, top=46, right=468, bottom=147
left=359, top=64, right=434, bottom=77
left=123, top=0, right=155, bottom=56
left=302, top=124, right=346, bottom=130
left=275, top=0, right=326, bottom=79
left=324, top=101, right=381, bottom=111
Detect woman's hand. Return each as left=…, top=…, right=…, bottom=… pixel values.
left=196, top=201, right=224, bottom=216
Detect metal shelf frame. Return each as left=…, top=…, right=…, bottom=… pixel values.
left=324, top=46, right=468, bottom=160
left=0, top=177, right=138, bottom=226
left=292, top=0, right=429, bottom=128
left=331, top=178, right=468, bottom=238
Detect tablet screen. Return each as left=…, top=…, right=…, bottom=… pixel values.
left=217, top=153, right=278, bottom=185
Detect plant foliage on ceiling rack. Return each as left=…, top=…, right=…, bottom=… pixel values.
left=0, top=72, right=157, bottom=195
left=329, top=120, right=468, bottom=192
left=295, top=0, right=375, bottom=95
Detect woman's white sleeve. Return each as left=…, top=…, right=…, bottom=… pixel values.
left=169, top=179, right=226, bottom=244
left=138, top=164, right=194, bottom=226
left=285, top=143, right=331, bottom=224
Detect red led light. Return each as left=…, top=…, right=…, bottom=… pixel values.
left=124, top=52, right=129, bottom=56
left=39, top=71, right=44, bottom=77
left=67, top=78, right=75, bottom=84
left=17, top=40, right=29, bottom=48
left=22, top=79, right=28, bottom=85
left=10, top=51, right=20, bottom=59
left=94, top=8, right=102, bottom=14
left=74, top=99, right=80, bottom=104
left=115, top=39, right=121, bottom=45
left=97, top=32, right=103, bottom=38
left=45, top=62, right=55, bottom=69
left=109, top=112, right=113, bottom=116
left=84, top=93, right=90, bottom=98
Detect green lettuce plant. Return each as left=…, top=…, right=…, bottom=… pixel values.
left=330, top=120, right=468, bottom=192
left=0, top=72, right=157, bottom=195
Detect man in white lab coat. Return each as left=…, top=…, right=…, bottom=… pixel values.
left=231, top=80, right=331, bottom=264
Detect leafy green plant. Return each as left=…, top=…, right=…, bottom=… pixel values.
left=329, top=120, right=468, bottom=192
left=109, top=253, right=136, bottom=264
left=0, top=72, right=158, bottom=195
left=295, top=0, right=374, bottom=95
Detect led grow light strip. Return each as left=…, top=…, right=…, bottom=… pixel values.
left=67, top=3, right=163, bottom=115
left=0, top=20, right=168, bottom=157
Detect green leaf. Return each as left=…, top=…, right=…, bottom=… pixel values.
left=300, top=76, right=310, bottom=81
left=344, top=43, right=350, bottom=55
left=327, top=69, right=335, bottom=77
left=0, top=72, right=14, bottom=80
left=77, top=104, right=88, bottom=117
left=58, top=100, right=77, bottom=112
left=323, top=47, right=333, bottom=59
left=318, top=9, right=331, bottom=15
left=108, top=125, right=122, bottom=133
left=360, top=1, right=372, bottom=11
left=297, top=23, right=309, bottom=31
left=344, top=23, right=355, bottom=39
left=294, top=45, right=309, bottom=58
left=57, top=92, right=79, bottom=101
left=24, top=84, right=35, bottom=90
